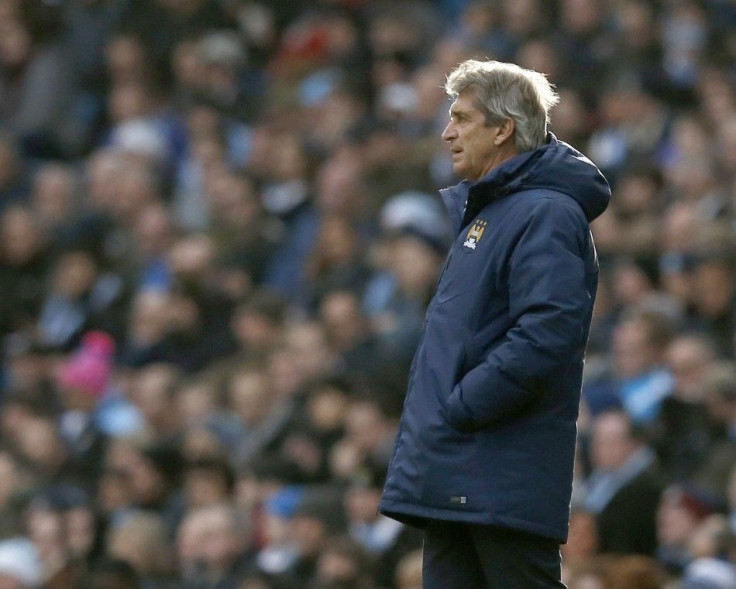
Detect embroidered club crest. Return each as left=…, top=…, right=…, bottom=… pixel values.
left=463, top=219, right=487, bottom=250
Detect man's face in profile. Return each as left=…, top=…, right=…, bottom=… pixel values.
left=441, top=91, right=503, bottom=181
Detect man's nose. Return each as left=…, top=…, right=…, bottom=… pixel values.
left=441, top=122, right=456, bottom=142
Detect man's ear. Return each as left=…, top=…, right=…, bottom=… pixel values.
left=494, top=118, right=515, bottom=146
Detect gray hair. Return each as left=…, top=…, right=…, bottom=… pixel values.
left=445, top=60, right=559, bottom=153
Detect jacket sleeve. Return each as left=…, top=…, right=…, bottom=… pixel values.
left=445, top=197, right=593, bottom=431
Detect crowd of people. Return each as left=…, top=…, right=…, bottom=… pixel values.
left=1, top=0, right=736, bottom=587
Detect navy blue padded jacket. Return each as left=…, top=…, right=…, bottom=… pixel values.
left=379, top=134, right=611, bottom=542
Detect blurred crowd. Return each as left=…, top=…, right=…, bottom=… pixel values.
left=0, top=0, right=736, bottom=587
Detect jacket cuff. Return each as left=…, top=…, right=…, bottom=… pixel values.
left=445, top=383, right=476, bottom=432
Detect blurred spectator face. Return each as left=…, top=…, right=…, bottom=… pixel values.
left=612, top=318, right=663, bottom=378
left=25, top=507, right=66, bottom=574
left=312, top=91, right=366, bottom=151
left=315, top=152, right=365, bottom=218
left=691, top=259, right=734, bottom=319
left=395, top=549, right=423, bottom=589
left=319, top=291, right=368, bottom=353
left=228, top=369, right=272, bottom=426
left=561, top=0, right=602, bottom=35
left=244, top=122, right=279, bottom=180
left=260, top=500, right=293, bottom=547
left=548, top=89, right=588, bottom=144
left=164, top=291, right=200, bottom=333
left=51, top=250, right=97, bottom=299
left=199, top=33, right=246, bottom=98
left=185, top=104, right=222, bottom=140
left=311, top=216, right=360, bottom=274
left=368, top=12, right=420, bottom=59
left=104, top=439, right=139, bottom=473
left=281, top=431, right=322, bottom=480
left=688, top=514, right=729, bottom=560
left=616, top=0, right=656, bottom=48
left=699, top=70, right=735, bottom=128
left=503, top=0, right=542, bottom=38
left=266, top=347, right=304, bottom=400
left=207, top=173, right=259, bottom=229
left=716, top=117, right=736, bottom=175
left=0, top=399, right=35, bottom=448
left=345, top=400, right=388, bottom=455
left=345, top=485, right=381, bottom=524
left=168, top=234, right=216, bottom=281
left=657, top=487, right=707, bottom=547
left=97, top=467, right=131, bottom=516
left=727, top=466, right=736, bottom=513
left=177, top=505, right=246, bottom=580
left=184, top=462, right=233, bottom=508
left=289, top=513, right=327, bottom=557
left=611, top=260, right=654, bottom=308
left=108, top=82, right=153, bottom=125
left=0, top=451, right=21, bottom=511
left=31, top=164, right=76, bottom=226
left=1, top=207, right=43, bottom=266
left=614, top=172, right=662, bottom=217
left=666, top=156, right=715, bottom=203
left=518, top=39, right=560, bottom=85
left=66, top=505, right=96, bottom=560
left=0, top=19, right=31, bottom=68
left=702, top=363, right=736, bottom=427
left=172, top=39, right=205, bottom=92
left=661, top=202, right=698, bottom=253
left=107, top=512, right=171, bottom=577
left=231, top=308, right=282, bottom=356
left=460, top=1, right=497, bottom=37
left=134, top=203, right=173, bottom=258
left=314, top=543, right=363, bottom=588
left=269, top=133, right=306, bottom=182
left=3, top=349, right=49, bottom=399
left=85, top=149, right=126, bottom=212
left=561, top=509, right=599, bottom=565
left=128, top=291, right=170, bottom=347
left=667, top=115, right=709, bottom=161
left=283, top=322, right=335, bottom=382
left=105, top=34, right=147, bottom=84
left=15, top=416, right=67, bottom=476
left=124, top=450, right=169, bottom=507
left=411, top=64, right=448, bottom=122
left=110, top=162, right=159, bottom=224
left=0, top=136, right=20, bottom=190
left=0, top=577, right=28, bottom=589
left=307, top=384, right=348, bottom=434
left=665, top=335, right=716, bottom=402
left=565, top=572, right=607, bottom=589
left=177, top=380, right=219, bottom=426
left=132, top=364, right=180, bottom=433
left=363, top=127, right=406, bottom=172
left=181, top=427, right=225, bottom=461
left=390, top=234, right=442, bottom=297
left=590, top=411, right=637, bottom=471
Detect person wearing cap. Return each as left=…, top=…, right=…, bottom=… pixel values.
left=379, top=59, right=610, bottom=587
left=55, top=331, right=116, bottom=490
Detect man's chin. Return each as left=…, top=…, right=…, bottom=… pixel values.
left=452, top=163, right=467, bottom=178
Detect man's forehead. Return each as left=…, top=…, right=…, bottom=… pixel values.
left=449, top=92, right=481, bottom=115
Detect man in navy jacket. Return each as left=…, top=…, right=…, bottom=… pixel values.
left=379, top=60, right=611, bottom=587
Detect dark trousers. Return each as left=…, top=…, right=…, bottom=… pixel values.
left=422, top=520, right=565, bottom=588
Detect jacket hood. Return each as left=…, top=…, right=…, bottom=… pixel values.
left=444, top=134, right=610, bottom=228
